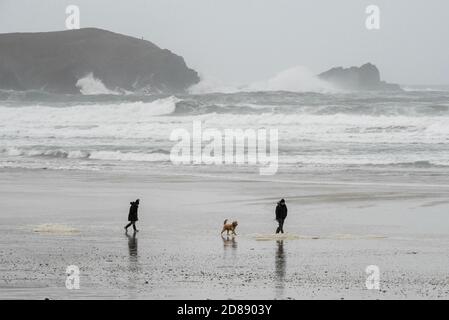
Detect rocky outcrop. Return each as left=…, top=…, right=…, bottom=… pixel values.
left=0, top=28, right=200, bottom=94
left=318, top=63, right=402, bottom=91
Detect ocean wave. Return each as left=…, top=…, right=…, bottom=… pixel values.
left=0, top=147, right=170, bottom=162
left=76, top=73, right=120, bottom=95
left=402, top=86, right=449, bottom=92
left=89, top=150, right=170, bottom=162
left=1, top=147, right=90, bottom=159
left=1, top=110, right=449, bottom=144
left=3, top=90, right=449, bottom=118
left=0, top=96, right=179, bottom=122
left=2, top=146, right=448, bottom=168
left=295, top=160, right=449, bottom=168
left=189, top=66, right=337, bottom=94
left=1, top=91, right=449, bottom=172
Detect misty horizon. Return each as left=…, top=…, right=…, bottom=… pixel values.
left=1, top=0, right=448, bottom=86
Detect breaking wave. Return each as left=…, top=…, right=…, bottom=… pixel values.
left=0, top=96, right=179, bottom=124
left=189, top=66, right=337, bottom=94
left=2, top=146, right=449, bottom=168
left=0, top=148, right=170, bottom=162
left=1, top=90, right=449, bottom=172
left=76, top=73, right=119, bottom=95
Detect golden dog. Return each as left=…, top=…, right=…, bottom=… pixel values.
left=221, top=219, right=238, bottom=236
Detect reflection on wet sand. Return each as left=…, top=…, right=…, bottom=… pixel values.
left=222, top=235, right=237, bottom=249
left=275, top=240, right=286, bottom=298
left=125, top=231, right=140, bottom=297
left=222, top=235, right=237, bottom=260
left=126, top=231, right=138, bottom=263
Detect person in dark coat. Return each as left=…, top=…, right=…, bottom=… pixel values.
left=275, top=199, right=287, bottom=234
left=125, top=199, right=140, bottom=232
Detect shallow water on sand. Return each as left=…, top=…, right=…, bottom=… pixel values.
left=1, top=168, right=449, bottom=299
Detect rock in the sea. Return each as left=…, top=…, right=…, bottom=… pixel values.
left=0, top=28, right=199, bottom=94
left=318, top=63, right=402, bottom=91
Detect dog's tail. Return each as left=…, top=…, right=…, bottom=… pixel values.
left=223, top=219, right=228, bottom=225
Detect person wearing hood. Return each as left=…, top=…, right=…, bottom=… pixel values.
left=275, top=199, right=287, bottom=234
left=125, top=199, right=140, bottom=232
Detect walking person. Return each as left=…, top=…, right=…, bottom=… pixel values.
left=125, top=199, right=140, bottom=232
left=275, top=198, right=287, bottom=234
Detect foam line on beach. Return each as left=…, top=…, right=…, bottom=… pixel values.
left=28, top=223, right=80, bottom=235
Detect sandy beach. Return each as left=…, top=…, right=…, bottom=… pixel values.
left=1, top=167, right=448, bottom=299
left=1, top=0, right=449, bottom=303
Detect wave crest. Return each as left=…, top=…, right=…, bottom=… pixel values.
left=0, top=148, right=170, bottom=162
left=76, top=73, right=120, bottom=95
left=189, top=66, right=337, bottom=94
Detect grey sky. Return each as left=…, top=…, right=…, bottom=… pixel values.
left=1, top=0, right=448, bottom=85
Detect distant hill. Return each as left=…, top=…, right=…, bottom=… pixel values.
left=0, top=28, right=200, bottom=94
left=318, top=63, right=402, bottom=91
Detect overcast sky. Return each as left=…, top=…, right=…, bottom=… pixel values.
left=1, top=0, right=448, bottom=85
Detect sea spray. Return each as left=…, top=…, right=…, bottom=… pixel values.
left=76, top=73, right=119, bottom=95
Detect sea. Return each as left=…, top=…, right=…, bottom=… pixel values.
left=1, top=84, right=449, bottom=184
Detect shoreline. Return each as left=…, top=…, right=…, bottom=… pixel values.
left=1, top=167, right=449, bottom=299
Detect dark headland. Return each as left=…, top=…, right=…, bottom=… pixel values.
left=318, top=63, right=402, bottom=91
left=0, top=28, right=200, bottom=94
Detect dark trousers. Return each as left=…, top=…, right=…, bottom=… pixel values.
left=276, top=219, right=285, bottom=234
left=125, top=221, right=137, bottom=231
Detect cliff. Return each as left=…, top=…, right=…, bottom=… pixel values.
left=0, top=28, right=200, bottom=94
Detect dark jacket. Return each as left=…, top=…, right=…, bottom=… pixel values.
left=128, top=202, right=139, bottom=222
left=275, top=203, right=287, bottom=221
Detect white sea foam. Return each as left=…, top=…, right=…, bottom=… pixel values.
left=32, top=223, right=80, bottom=235
left=2, top=146, right=448, bottom=167
left=76, top=73, right=119, bottom=95
left=5, top=147, right=23, bottom=156
left=189, top=66, right=337, bottom=94
left=1, top=90, right=449, bottom=171
left=245, top=66, right=336, bottom=93
left=188, top=76, right=244, bottom=94
left=0, top=96, right=179, bottom=123
left=89, top=151, right=170, bottom=162
left=1, top=103, right=448, bottom=145
left=402, top=86, right=449, bottom=92
left=0, top=148, right=169, bottom=162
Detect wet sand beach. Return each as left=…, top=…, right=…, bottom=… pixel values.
left=1, top=167, right=449, bottom=299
